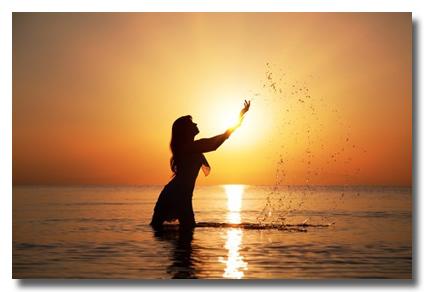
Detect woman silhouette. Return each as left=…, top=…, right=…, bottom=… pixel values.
left=150, top=100, right=251, bottom=230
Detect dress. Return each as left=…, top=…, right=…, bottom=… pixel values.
left=150, top=132, right=230, bottom=229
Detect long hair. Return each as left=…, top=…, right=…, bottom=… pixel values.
left=170, top=115, right=194, bottom=176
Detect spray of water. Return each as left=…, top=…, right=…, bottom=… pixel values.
left=253, top=62, right=367, bottom=226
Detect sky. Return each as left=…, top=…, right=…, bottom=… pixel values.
left=12, top=13, right=412, bottom=186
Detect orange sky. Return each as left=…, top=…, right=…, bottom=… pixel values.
left=13, top=13, right=412, bottom=186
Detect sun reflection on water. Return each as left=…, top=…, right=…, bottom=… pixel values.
left=219, top=184, right=248, bottom=279
left=224, top=184, right=244, bottom=224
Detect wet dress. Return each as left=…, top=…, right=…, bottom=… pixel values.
left=150, top=131, right=231, bottom=229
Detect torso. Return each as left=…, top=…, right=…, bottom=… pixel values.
left=171, top=152, right=204, bottom=191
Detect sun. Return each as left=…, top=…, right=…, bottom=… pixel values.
left=199, top=95, right=269, bottom=148
left=204, top=98, right=243, bottom=132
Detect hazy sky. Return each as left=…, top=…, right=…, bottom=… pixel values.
left=13, top=13, right=412, bottom=186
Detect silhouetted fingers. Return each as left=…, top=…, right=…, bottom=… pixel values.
left=244, top=100, right=250, bottom=111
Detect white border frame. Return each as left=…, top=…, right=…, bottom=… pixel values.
left=1, top=1, right=422, bottom=291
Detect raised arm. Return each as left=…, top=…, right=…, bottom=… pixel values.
left=190, top=100, right=251, bottom=153
left=191, top=130, right=232, bottom=153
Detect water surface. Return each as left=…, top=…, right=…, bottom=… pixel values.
left=13, top=185, right=412, bottom=279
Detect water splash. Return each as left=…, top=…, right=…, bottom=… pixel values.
left=254, top=62, right=367, bottom=226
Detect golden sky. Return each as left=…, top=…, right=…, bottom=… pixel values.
left=13, top=13, right=412, bottom=186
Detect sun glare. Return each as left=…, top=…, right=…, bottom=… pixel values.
left=220, top=184, right=248, bottom=279
left=220, top=229, right=248, bottom=279
left=200, top=93, right=270, bottom=150
left=208, top=104, right=242, bottom=135
left=223, top=184, right=244, bottom=224
left=224, top=184, right=244, bottom=212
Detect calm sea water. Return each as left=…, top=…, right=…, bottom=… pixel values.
left=13, top=185, right=412, bottom=279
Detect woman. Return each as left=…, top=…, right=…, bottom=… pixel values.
left=150, top=100, right=251, bottom=230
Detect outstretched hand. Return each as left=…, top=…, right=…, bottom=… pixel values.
left=228, top=100, right=251, bottom=134
left=240, top=100, right=251, bottom=118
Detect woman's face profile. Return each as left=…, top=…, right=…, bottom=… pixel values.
left=191, top=121, right=199, bottom=136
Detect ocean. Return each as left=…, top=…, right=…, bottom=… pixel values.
left=12, top=185, right=412, bottom=279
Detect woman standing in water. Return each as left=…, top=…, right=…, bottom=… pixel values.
left=150, top=100, right=251, bottom=230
